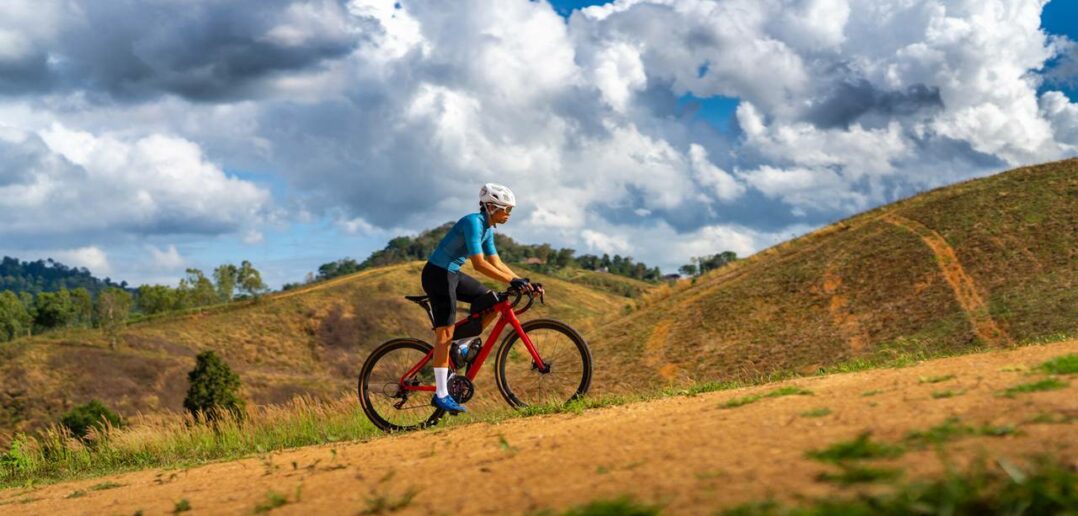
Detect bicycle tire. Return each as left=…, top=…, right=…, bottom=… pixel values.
left=494, top=319, right=592, bottom=408
left=358, top=338, right=445, bottom=432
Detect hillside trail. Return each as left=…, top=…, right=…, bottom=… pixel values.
left=882, top=213, right=1012, bottom=346
left=3, top=341, right=1075, bottom=515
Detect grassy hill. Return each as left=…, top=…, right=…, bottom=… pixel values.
left=3, top=158, right=1074, bottom=441
left=590, top=158, right=1077, bottom=391
left=0, top=263, right=647, bottom=438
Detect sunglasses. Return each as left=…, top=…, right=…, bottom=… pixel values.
left=492, top=205, right=513, bottom=214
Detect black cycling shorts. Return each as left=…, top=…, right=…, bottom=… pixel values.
left=421, top=261, right=497, bottom=328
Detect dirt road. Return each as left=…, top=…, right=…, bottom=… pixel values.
left=3, top=341, right=1075, bottom=515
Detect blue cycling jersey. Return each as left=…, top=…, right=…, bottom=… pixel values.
left=428, top=212, right=497, bottom=272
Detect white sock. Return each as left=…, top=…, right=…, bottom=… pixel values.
left=434, top=367, right=449, bottom=398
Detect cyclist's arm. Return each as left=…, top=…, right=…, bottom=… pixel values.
left=468, top=254, right=513, bottom=284
left=485, top=254, right=518, bottom=281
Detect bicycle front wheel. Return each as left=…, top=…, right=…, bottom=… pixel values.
left=494, top=319, right=592, bottom=408
left=358, top=338, right=444, bottom=432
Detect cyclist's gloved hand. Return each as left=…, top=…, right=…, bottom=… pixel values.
left=510, top=277, right=531, bottom=292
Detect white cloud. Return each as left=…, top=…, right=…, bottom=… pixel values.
left=590, top=41, right=647, bottom=112
left=147, top=244, right=185, bottom=271
left=0, top=123, right=271, bottom=241
left=338, top=216, right=378, bottom=235
left=53, top=246, right=111, bottom=275
left=581, top=229, right=632, bottom=254
left=689, top=143, right=744, bottom=202
left=0, top=0, right=1074, bottom=280
left=740, top=165, right=869, bottom=214
left=243, top=230, right=265, bottom=245
left=1038, top=90, right=1078, bottom=154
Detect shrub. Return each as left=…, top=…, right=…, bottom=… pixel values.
left=60, top=400, right=123, bottom=440
left=183, top=351, right=246, bottom=422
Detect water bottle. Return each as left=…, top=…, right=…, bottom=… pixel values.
left=450, top=337, right=481, bottom=369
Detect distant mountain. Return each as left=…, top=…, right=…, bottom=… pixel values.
left=0, top=256, right=128, bottom=296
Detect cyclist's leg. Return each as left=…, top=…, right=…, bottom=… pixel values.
left=421, top=263, right=459, bottom=401
left=455, top=272, right=499, bottom=330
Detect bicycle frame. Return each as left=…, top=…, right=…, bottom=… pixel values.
left=398, top=296, right=546, bottom=392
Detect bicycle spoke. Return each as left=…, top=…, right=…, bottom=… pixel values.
left=499, top=323, right=589, bottom=408
left=360, top=340, right=440, bottom=431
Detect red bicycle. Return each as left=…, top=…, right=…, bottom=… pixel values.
left=357, top=286, right=592, bottom=432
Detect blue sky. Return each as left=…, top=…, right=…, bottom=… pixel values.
left=0, top=0, right=1075, bottom=289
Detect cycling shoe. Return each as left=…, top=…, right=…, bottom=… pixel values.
left=431, top=394, right=467, bottom=415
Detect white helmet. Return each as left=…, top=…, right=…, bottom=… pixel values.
left=480, top=183, right=516, bottom=209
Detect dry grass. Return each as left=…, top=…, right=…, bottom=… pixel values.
left=591, top=158, right=1078, bottom=392
left=0, top=262, right=643, bottom=440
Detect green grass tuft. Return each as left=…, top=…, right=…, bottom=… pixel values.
left=173, top=499, right=191, bottom=514
left=805, top=432, right=905, bottom=463
left=361, top=487, right=418, bottom=515
left=800, top=407, right=831, bottom=418
left=254, top=490, right=289, bottom=513
left=1038, top=353, right=1078, bottom=375
left=931, top=389, right=964, bottom=399
left=663, top=380, right=744, bottom=397
left=561, top=496, right=661, bottom=516
left=1000, top=378, right=1070, bottom=398
left=904, top=417, right=971, bottom=447
left=724, top=456, right=1078, bottom=516
left=722, top=386, right=813, bottom=409
left=65, top=489, right=86, bottom=499
left=1026, top=412, right=1077, bottom=425
left=919, top=374, right=956, bottom=384
left=904, top=417, right=1020, bottom=448
left=861, top=389, right=882, bottom=397
left=90, top=481, right=123, bottom=491
left=815, top=463, right=903, bottom=485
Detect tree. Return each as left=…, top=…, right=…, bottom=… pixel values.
left=136, top=285, right=177, bottom=315
left=679, top=263, right=698, bottom=277
left=33, top=288, right=76, bottom=330
left=0, top=256, right=127, bottom=297
left=236, top=261, right=266, bottom=298
left=183, top=351, right=245, bottom=422
left=697, top=251, right=738, bottom=274
left=213, top=264, right=239, bottom=302
left=183, top=269, right=219, bottom=308
left=553, top=248, right=575, bottom=269
left=60, top=400, right=124, bottom=441
left=96, top=288, right=132, bottom=350
left=70, top=288, right=93, bottom=327
left=316, top=258, right=360, bottom=281
left=0, top=291, right=32, bottom=341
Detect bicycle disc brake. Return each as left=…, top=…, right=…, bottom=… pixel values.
left=448, top=375, right=475, bottom=404
left=532, top=359, right=552, bottom=374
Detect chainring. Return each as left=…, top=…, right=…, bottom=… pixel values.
left=447, top=375, right=475, bottom=404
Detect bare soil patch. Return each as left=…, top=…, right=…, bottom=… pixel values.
left=3, top=341, right=1075, bottom=515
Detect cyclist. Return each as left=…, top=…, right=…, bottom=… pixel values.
left=422, top=183, right=539, bottom=414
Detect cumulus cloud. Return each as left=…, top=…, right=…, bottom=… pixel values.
left=0, top=123, right=271, bottom=244
left=0, top=0, right=356, bottom=101
left=147, top=244, right=185, bottom=270
left=52, top=246, right=111, bottom=275
left=0, top=0, right=1075, bottom=278
left=581, top=229, right=632, bottom=255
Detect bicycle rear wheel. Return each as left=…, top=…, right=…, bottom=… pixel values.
left=494, top=319, right=592, bottom=408
left=358, top=338, right=445, bottom=432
